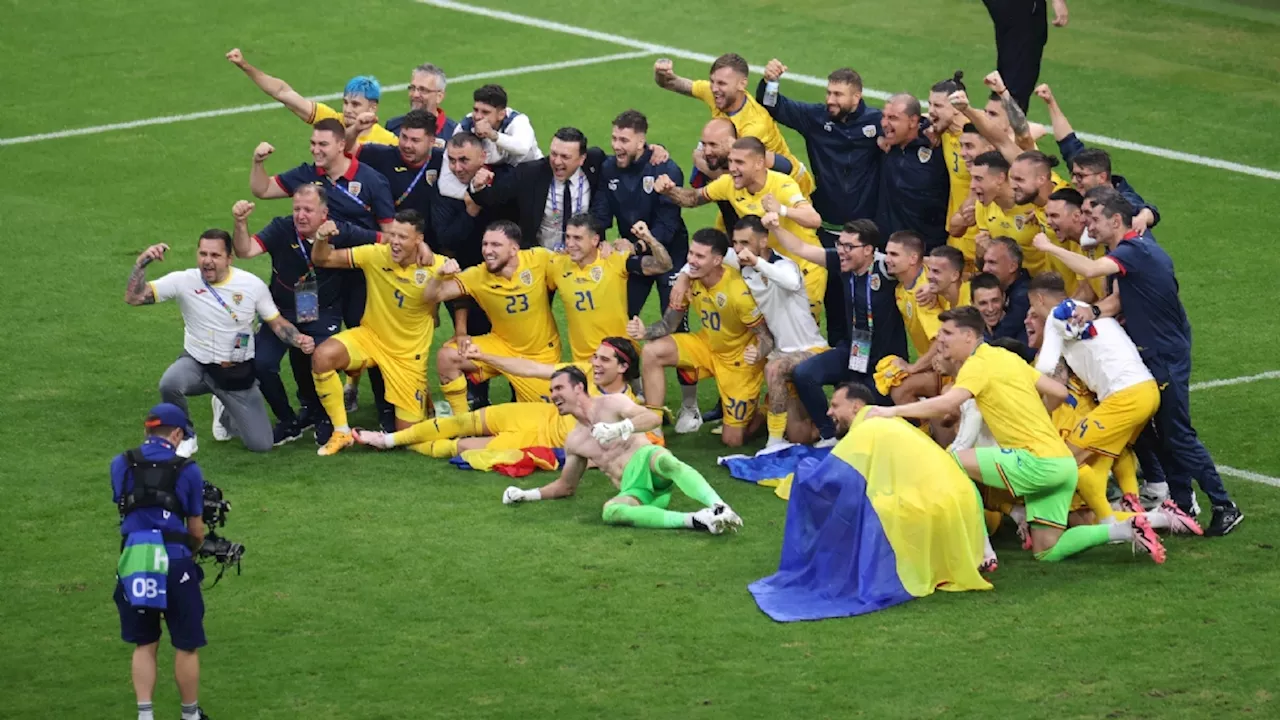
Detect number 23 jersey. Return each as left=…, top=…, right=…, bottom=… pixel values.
left=454, top=248, right=561, bottom=357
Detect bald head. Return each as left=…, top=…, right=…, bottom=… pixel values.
left=882, top=93, right=922, bottom=148
left=700, top=117, right=739, bottom=171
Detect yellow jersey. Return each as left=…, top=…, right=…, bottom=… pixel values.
left=350, top=244, right=443, bottom=359
left=941, top=130, right=979, bottom=265
left=691, top=80, right=813, bottom=195
left=454, top=248, right=561, bottom=357
left=549, top=250, right=631, bottom=362
left=976, top=199, right=1051, bottom=277
left=1050, top=371, right=1098, bottom=440
left=936, top=281, right=973, bottom=311
left=954, top=344, right=1071, bottom=459
left=674, top=266, right=763, bottom=361
left=702, top=170, right=826, bottom=294
left=895, top=268, right=942, bottom=357
left=311, top=102, right=398, bottom=147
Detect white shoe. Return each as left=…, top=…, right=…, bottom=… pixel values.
left=674, top=405, right=703, bottom=434
left=176, top=435, right=198, bottom=458
left=502, top=486, right=525, bottom=505
left=1138, top=481, right=1168, bottom=510
left=434, top=401, right=454, bottom=418
left=352, top=428, right=394, bottom=449
left=814, top=437, right=837, bottom=449
left=210, top=397, right=230, bottom=441
left=693, top=502, right=743, bottom=535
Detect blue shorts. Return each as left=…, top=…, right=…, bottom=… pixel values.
left=114, top=558, right=207, bottom=651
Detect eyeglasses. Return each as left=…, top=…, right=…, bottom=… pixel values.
left=407, top=85, right=444, bottom=94
left=837, top=242, right=870, bottom=251
left=1071, top=170, right=1099, bottom=181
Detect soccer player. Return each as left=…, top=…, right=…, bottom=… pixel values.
left=865, top=306, right=1167, bottom=563
left=968, top=151, right=1050, bottom=276
left=881, top=231, right=945, bottom=405
left=354, top=338, right=642, bottom=457
left=655, top=137, right=827, bottom=317
left=306, top=210, right=444, bottom=456
left=877, top=94, right=950, bottom=252
left=553, top=215, right=672, bottom=362
left=691, top=119, right=810, bottom=201
left=125, top=235, right=314, bottom=455
left=385, top=62, right=457, bottom=141
left=925, top=245, right=972, bottom=311
left=1042, top=187, right=1104, bottom=300
left=225, top=48, right=396, bottom=146
left=230, top=189, right=379, bottom=446
left=1033, top=188, right=1243, bottom=535
left=343, top=109, right=441, bottom=221
left=427, top=221, right=562, bottom=412
left=981, top=237, right=1031, bottom=344
left=629, top=229, right=773, bottom=448
left=757, top=60, right=882, bottom=243
left=501, top=367, right=744, bottom=535
left=436, top=84, right=542, bottom=201
left=654, top=54, right=812, bottom=194
left=1027, top=273, right=1201, bottom=534
left=929, top=72, right=982, bottom=273
left=970, top=272, right=1009, bottom=342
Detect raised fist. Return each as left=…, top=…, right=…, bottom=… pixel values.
left=232, top=200, right=255, bottom=221
left=253, top=142, right=274, bottom=162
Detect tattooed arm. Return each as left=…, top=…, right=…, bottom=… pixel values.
left=749, top=322, right=775, bottom=361
left=631, top=222, right=675, bottom=276
left=627, top=305, right=688, bottom=342
left=265, top=315, right=315, bottom=353
left=125, top=244, right=169, bottom=305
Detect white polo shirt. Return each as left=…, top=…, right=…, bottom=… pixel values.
left=731, top=251, right=827, bottom=355
left=1034, top=299, right=1153, bottom=400
left=436, top=107, right=544, bottom=200
left=150, top=268, right=280, bottom=365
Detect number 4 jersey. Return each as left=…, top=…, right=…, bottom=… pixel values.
left=453, top=248, right=561, bottom=358
left=351, top=244, right=445, bottom=360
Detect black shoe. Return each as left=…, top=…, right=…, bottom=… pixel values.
left=314, top=419, right=334, bottom=447
left=702, top=404, right=724, bottom=423
left=294, top=406, right=318, bottom=432
left=1205, top=504, right=1244, bottom=537
left=272, top=419, right=304, bottom=447
left=378, top=408, right=397, bottom=434
left=468, top=379, right=491, bottom=410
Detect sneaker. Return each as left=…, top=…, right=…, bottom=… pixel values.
left=1157, top=499, right=1203, bottom=536
left=710, top=423, right=723, bottom=436
left=353, top=428, right=394, bottom=449
left=1205, top=504, right=1244, bottom=537
left=210, top=396, right=230, bottom=441
left=317, top=429, right=354, bottom=456
left=1138, top=481, right=1168, bottom=510
left=294, top=407, right=318, bottom=432
left=272, top=419, right=304, bottom=447
left=1130, top=514, right=1166, bottom=564
left=692, top=502, right=743, bottom=535
left=814, top=436, right=838, bottom=449
left=434, top=401, right=454, bottom=418
left=176, top=435, right=199, bottom=458
left=702, top=404, right=724, bottom=423
left=674, top=405, right=703, bottom=434
left=979, top=555, right=998, bottom=574
left=344, top=383, right=359, bottom=413
left=314, top=419, right=334, bottom=447
left=1119, top=493, right=1145, bottom=514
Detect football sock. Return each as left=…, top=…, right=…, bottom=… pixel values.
left=407, top=439, right=458, bottom=458
left=1035, top=524, right=1111, bottom=562
left=1076, top=461, right=1115, bottom=521
left=602, top=503, right=690, bottom=529
left=313, top=370, right=348, bottom=431
left=983, top=509, right=1003, bottom=535
left=137, top=702, right=154, bottom=720
left=679, top=384, right=699, bottom=410
left=181, top=702, right=200, bottom=720
left=653, top=451, right=721, bottom=507
left=1145, top=509, right=1171, bottom=530
left=1114, top=448, right=1140, bottom=496
left=392, top=413, right=483, bottom=447
left=766, top=411, right=787, bottom=442
left=442, top=376, right=470, bottom=416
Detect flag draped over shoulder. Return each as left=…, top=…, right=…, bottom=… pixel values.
left=749, top=408, right=992, bottom=622
left=719, top=444, right=833, bottom=500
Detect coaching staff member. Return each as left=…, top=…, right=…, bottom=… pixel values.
left=982, top=0, right=1069, bottom=111
left=112, top=403, right=210, bottom=720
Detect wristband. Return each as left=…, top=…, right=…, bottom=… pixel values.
left=778, top=206, right=789, bottom=218
left=1091, top=305, right=1101, bottom=319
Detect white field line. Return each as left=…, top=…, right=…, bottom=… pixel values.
left=0, top=51, right=652, bottom=147
left=416, top=0, right=1280, bottom=182
left=1189, top=370, right=1280, bottom=392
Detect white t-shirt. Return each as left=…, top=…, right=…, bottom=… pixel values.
left=150, top=268, right=280, bottom=364
left=731, top=251, right=827, bottom=355
left=436, top=108, right=544, bottom=200
left=538, top=168, right=591, bottom=250
left=1034, top=299, right=1152, bottom=400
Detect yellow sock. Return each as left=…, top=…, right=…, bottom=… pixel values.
left=766, top=411, right=787, bottom=441
left=1076, top=460, right=1115, bottom=521
left=313, top=370, right=348, bottom=431
left=442, top=376, right=469, bottom=416
left=1112, top=510, right=1137, bottom=522
left=428, top=439, right=458, bottom=458
left=983, top=509, right=1003, bottom=535
left=1114, top=448, right=1140, bottom=496
left=392, top=412, right=484, bottom=447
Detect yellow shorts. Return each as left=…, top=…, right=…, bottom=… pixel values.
left=801, top=264, right=827, bottom=322
left=335, top=327, right=426, bottom=423
left=463, top=334, right=561, bottom=403
left=672, top=333, right=764, bottom=429
left=481, top=402, right=571, bottom=449
left=1071, top=380, right=1160, bottom=458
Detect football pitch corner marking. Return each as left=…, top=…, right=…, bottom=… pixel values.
left=0, top=51, right=653, bottom=146
left=415, top=0, right=1280, bottom=182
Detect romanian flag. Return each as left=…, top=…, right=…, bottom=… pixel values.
left=450, top=448, right=563, bottom=477
left=748, top=408, right=992, bottom=622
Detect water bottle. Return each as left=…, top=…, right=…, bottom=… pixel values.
left=763, top=81, right=779, bottom=107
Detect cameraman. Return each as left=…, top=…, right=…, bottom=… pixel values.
left=111, top=404, right=211, bottom=720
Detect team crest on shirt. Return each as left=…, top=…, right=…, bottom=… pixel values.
left=425, top=170, right=439, bottom=186
left=608, top=179, right=619, bottom=191
left=413, top=269, right=428, bottom=286
left=862, top=124, right=877, bottom=138
left=715, top=292, right=728, bottom=309
left=519, top=269, right=533, bottom=287
left=917, top=147, right=933, bottom=164
left=904, top=300, right=913, bottom=319
left=642, top=176, right=655, bottom=194
left=1015, top=214, right=1026, bottom=231
left=433, top=137, right=446, bottom=149
left=870, top=274, right=881, bottom=291
left=347, top=181, right=362, bottom=196
left=824, top=122, right=834, bottom=132
left=232, top=292, right=243, bottom=305
left=590, top=266, right=604, bottom=283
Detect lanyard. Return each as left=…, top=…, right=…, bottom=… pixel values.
left=330, top=179, right=370, bottom=212
left=550, top=172, right=586, bottom=217
left=202, top=279, right=240, bottom=323
left=294, top=232, right=313, bottom=268
left=395, top=162, right=429, bottom=207
left=850, top=271, right=873, bottom=333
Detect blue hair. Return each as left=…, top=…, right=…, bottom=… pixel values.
left=344, top=75, right=381, bottom=102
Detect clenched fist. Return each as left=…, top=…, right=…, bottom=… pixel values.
left=253, top=142, right=274, bottom=162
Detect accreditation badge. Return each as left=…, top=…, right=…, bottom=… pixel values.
left=848, top=329, right=872, bottom=373
left=295, top=275, right=320, bottom=323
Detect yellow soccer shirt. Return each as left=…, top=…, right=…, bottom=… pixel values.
left=350, top=244, right=443, bottom=358
left=675, top=266, right=763, bottom=362
left=702, top=171, right=826, bottom=302
left=549, top=250, right=630, bottom=362
left=936, top=281, right=973, bottom=312
left=1050, top=371, right=1098, bottom=440
left=311, top=102, right=398, bottom=147
left=691, top=80, right=811, bottom=195
left=454, top=248, right=560, bottom=357
left=942, top=130, right=980, bottom=265
left=954, top=343, right=1072, bottom=459
left=894, top=268, right=943, bottom=357
left=976, top=199, right=1050, bottom=277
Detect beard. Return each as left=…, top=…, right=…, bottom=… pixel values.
left=705, top=154, right=729, bottom=172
